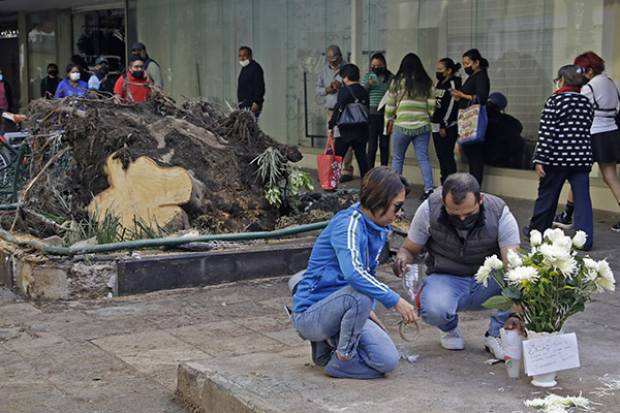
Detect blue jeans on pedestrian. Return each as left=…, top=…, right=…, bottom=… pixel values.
left=419, top=273, right=509, bottom=337
left=292, top=286, right=400, bottom=379
left=528, top=170, right=593, bottom=250
left=391, top=129, right=434, bottom=191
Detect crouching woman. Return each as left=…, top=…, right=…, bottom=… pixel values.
left=291, top=167, right=418, bottom=379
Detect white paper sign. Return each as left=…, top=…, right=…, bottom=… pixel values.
left=523, top=333, right=580, bottom=376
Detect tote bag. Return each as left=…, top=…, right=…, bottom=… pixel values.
left=336, top=87, right=369, bottom=128
left=457, top=101, right=488, bottom=145
left=317, top=134, right=343, bottom=191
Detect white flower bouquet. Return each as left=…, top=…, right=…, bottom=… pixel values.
left=475, top=228, right=615, bottom=333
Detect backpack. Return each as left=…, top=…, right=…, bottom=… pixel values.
left=586, top=79, right=620, bottom=128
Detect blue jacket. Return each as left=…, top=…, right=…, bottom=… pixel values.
left=292, top=203, right=400, bottom=313
left=54, top=79, right=88, bottom=99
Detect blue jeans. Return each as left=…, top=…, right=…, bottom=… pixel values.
left=391, top=129, right=434, bottom=191
left=419, top=273, right=509, bottom=337
left=292, top=286, right=400, bottom=379
left=529, top=170, right=593, bottom=250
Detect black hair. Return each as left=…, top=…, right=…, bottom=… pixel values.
left=439, top=58, right=462, bottom=75
left=370, top=52, right=387, bottom=67
left=340, top=63, right=360, bottom=82
left=70, top=54, right=87, bottom=68
left=463, top=48, right=489, bottom=69
left=360, top=167, right=410, bottom=215
left=65, top=63, right=78, bottom=74
left=442, top=173, right=481, bottom=204
left=128, top=55, right=145, bottom=66
left=47, top=63, right=58, bottom=70
left=391, top=53, right=432, bottom=98
left=239, top=46, right=253, bottom=57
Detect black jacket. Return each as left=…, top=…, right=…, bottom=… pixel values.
left=40, top=77, right=60, bottom=99
left=483, top=107, right=525, bottom=168
left=459, top=69, right=490, bottom=109
left=328, top=83, right=369, bottom=129
left=237, top=60, right=265, bottom=108
left=432, top=76, right=462, bottom=128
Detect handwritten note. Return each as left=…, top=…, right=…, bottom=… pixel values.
left=523, top=333, right=580, bottom=376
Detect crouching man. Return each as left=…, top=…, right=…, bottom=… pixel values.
left=291, top=167, right=417, bottom=379
left=393, top=173, right=520, bottom=358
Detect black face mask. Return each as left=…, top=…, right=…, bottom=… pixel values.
left=48, top=70, right=58, bottom=77
left=372, top=67, right=386, bottom=76
left=448, top=212, right=479, bottom=231
left=435, top=72, right=445, bottom=81
left=464, top=66, right=474, bottom=76
left=131, top=70, right=144, bottom=79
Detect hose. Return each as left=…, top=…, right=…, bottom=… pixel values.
left=0, top=220, right=328, bottom=257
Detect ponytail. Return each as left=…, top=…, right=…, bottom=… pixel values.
left=439, top=58, right=462, bottom=75
left=463, top=48, right=490, bottom=69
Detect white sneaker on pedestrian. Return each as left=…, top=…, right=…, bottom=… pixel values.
left=484, top=334, right=506, bottom=360
left=440, top=327, right=465, bottom=350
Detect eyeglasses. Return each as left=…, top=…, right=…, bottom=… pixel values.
left=393, top=202, right=404, bottom=213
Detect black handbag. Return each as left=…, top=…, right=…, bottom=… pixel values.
left=336, top=86, right=369, bottom=128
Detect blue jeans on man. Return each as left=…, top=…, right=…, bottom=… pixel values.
left=419, top=273, right=510, bottom=338
left=292, top=286, right=400, bottom=379
left=391, top=129, right=434, bottom=191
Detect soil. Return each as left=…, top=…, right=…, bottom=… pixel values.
left=11, top=95, right=350, bottom=241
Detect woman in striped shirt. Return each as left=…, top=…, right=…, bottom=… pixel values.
left=361, top=53, right=393, bottom=168
left=384, top=53, right=435, bottom=200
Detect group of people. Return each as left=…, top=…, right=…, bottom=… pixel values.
left=40, top=42, right=162, bottom=103
left=290, top=49, right=620, bottom=379
left=315, top=45, right=524, bottom=194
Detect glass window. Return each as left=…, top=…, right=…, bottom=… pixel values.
left=27, top=13, right=57, bottom=100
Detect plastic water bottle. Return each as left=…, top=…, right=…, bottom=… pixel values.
left=403, top=264, right=419, bottom=302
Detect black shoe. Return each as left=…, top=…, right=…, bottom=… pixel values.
left=420, top=188, right=434, bottom=201
left=552, top=211, right=573, bottom=230
left=340, top=174, right=353, bottom=183
left=612, top=222, right=620, bottom=232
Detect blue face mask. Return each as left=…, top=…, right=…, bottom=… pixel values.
left=0, top=75, right=3, bottom=81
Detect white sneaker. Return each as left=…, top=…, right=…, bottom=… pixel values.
left=484, top=334, right=506, bottom=360
left=440, top=327, right=465, bottom=350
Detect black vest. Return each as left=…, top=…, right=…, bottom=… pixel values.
left=425, top=192, right=505, bottom=276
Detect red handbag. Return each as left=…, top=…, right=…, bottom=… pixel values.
left=316, top=134, right=343, bottom=191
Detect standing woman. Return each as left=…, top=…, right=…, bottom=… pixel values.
left=328, top=64, right=371, bottom=179
left=553, top=51, right=620, bottom=232
left=385, top=53, right=435, bottom=200
left=0, top=68, right=15, bottom=114
left=362, top=53, right=393, bottom=168
left=431, top=58, right=462, bottom=184
left=451, top=48, right=490, bottom=185
left=54, top=64, right=88, bottom=99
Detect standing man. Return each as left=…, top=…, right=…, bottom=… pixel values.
left=131, top=42, right=163, bottom=89
left=393, top=173, right=521, bottom=359
left=237, top=46, right=265, bottom=119
left=88, top=57, right=114, bottom=94
left=113, top=56, right=152, bottom=103
left=40, top=63, right=60, bottom=99
left=316, top=45, right=354, bottom=181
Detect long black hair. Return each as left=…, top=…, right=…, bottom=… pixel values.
left=462, top=48, right=489, bottom=69
left=369, top=52, right=393, bottom=80
left=390, top=53, right=432, bottom=98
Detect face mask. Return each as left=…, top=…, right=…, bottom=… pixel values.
left=448, top=212, right=479, bottom=231
left=48, top=70, right=58, bottom=77
left=131, top=70, right=144, bottom=79
left=464, top=66, right=474, bottom=76
left=0, top=75, right=3, bottom=81
left=372, top=67, right=385, bottom=75
left=239, top=59, right=250, bottom=67
left=435, top=72, right=444, bottom=81
left=69, top=72, right=80, bottom=81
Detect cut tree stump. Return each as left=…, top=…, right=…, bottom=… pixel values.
left=88, top=154, right=193, bottom=231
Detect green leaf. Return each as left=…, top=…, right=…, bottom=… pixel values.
left=502, top=286, right=522, bottom=300
left=482, top=295, right=513, bottom=311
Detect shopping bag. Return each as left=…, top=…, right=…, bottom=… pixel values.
left=317, top=134, right=343, bottom=191
left=457, top=103, right=488, bottom=145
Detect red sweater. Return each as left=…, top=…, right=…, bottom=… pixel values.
left=113, top=72, right=152, bottom=103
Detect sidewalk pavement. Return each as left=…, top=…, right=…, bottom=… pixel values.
left=1, top=190, right=619, bottom=413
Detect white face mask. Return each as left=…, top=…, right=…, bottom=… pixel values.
left=69, top=72, right=80, bottom=81
left=239, top=59, right=250, bottom=67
